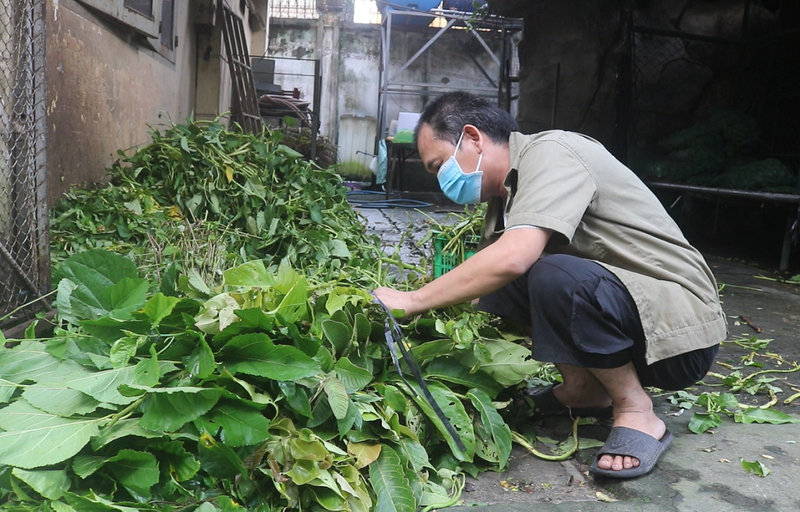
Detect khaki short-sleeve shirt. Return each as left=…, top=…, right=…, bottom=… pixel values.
left=483, top=131, right=727, bottom=364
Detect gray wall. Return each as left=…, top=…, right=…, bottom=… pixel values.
left=46, top=0, right=197, bottom=204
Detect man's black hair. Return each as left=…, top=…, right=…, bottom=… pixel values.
left=414, top=91, right=519, bottom=146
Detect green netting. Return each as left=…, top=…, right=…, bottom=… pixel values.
left=659, top=123, right=722, bottom=152
left=715, top=158, right=796, bottom=191
left=643, top=145, right=726, bottom=181
left=709, top=109, right=762, bottom=153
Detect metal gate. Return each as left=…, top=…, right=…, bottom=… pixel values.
left=0, top=0, right=50, bottom=330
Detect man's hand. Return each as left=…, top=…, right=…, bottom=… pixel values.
left=372, top=287, right=422, bottom=318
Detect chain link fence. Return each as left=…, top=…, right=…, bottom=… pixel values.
left=0, top=0, right=50, bottom=330
left=625, top=23, right=800, bottom=270
left=748, top=31, right=800, bottom=164
left=630, top=28, right=740, bottom=144
left=628, top=25, right=800, bottom=166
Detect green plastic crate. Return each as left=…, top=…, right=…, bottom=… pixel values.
left=433, top=234, right=481, bottom=277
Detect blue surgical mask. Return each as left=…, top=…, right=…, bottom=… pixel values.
left=437, top=131, right=484, bottom=205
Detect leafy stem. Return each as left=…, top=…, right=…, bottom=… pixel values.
left=105, top=396, right=146, bottom=429
left=511, top=416, right=580, bottom=461
left=737, top=390, right=778, bottom=410
left=420, top=474, right=465, bottom=512
left=0, top=289, right=57, bottom=324
left=379, top=257, right=426, bottom=275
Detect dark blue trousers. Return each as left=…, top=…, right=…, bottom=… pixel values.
left=478, top=254, right=717, bottom=390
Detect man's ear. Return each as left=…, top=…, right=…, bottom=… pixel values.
left=462, top=124, right=483, bottom=152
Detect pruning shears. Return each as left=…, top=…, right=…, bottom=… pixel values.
left=372, top=294, right=467, bottom=452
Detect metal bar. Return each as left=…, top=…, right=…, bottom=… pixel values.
left=646, top=182, right=800, bottom=204
left=500, top=26, right=511, bottom=110
left=389, top=17, right=457, bottom=82
left=468, top=25, right=501, bottom=67
left=429, top=9, right=523, bottom=30
left=734, top=0, right=751, bottom=101
left=383, top=88, right=499, bottom=97
left=32, top=0, right=50, bottom=299
left=377, top=11, right=391, bottom=144
left=780, top=206, right=795, bottom=272
left=631, top=25, right=742, bottom=46
left=386, top=83, right=499, bottom=92
left=466, top=52, right=497, bottom=89
left=612, top=8, right=633, bottom=160
left=741, top=0, right=751, bottom=42
left=310, top=58, right=321, bottom=162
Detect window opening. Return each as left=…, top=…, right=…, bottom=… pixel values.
left=269, top=0, right=317, bottom=19
left=123, top=0, right=154, bottom=17
left=159, top=0, right=174, bottom=49
left=77, top=0, right=163, bottom=38
left=353, top=0, right=381, bottom=24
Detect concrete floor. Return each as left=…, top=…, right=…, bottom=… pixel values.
left=354, top=193, right=800, bottom=512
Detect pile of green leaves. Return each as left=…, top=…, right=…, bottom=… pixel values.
left=20, top=119, right=554, bottom=511
left=0, top=249, right=539, bottom=511
left=632, top=109, right=799, bottom=192
left=422, top=206, right=485, bottom=247
left=50, top=119, right=382, bottom=287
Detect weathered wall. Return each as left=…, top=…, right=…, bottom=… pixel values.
left=46, top=0, right=198, bottom=205
left=267, top=17, right=506, bottom=151
left=337, top=27, right=379, bottom=117
left=514, top=2, right=625, bottom=139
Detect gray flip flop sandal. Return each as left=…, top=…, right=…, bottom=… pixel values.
left=589, top=426, right=673, bottom=478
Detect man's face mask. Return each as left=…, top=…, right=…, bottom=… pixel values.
left=436, top=131, right=484, bottom=205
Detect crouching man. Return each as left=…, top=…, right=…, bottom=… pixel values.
left=373, top=92, right=726, bottom=478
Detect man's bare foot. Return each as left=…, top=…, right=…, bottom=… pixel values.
left=578, top=361, right=668, bottom=473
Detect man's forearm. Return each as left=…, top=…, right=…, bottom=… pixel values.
left=373, top=227, right=550, bottom=317
left=411, top=247, right=521, bottom=312
left=410, top=227, right=551, bottom=314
